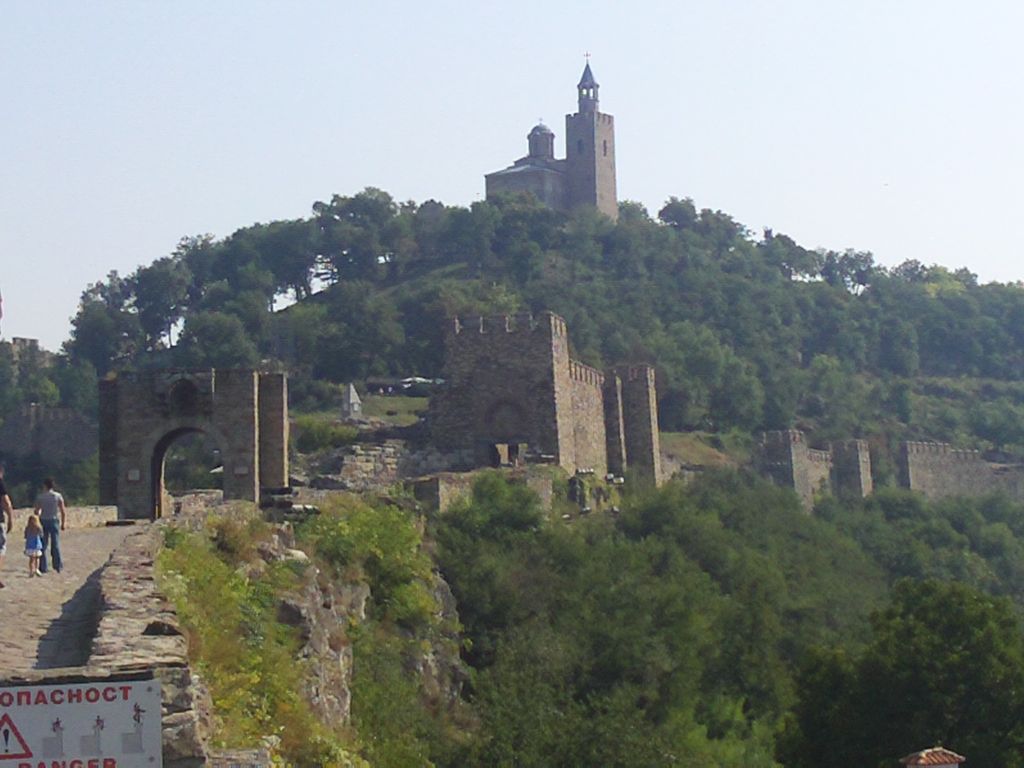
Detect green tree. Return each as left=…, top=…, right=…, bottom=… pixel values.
left=176, top=312, right=259, bottom=368
left=133, top=255, right=192, bottom=348
left=783, top=580, right=1024, bottom=768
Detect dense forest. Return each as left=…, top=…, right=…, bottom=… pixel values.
left=8, top=187, right=1024, bottom=458
left=160, top=471, right=1024, bottom=767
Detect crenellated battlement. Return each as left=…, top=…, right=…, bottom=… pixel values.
left=898, top=439, right=1024, bottom=502
left=902, top=441, right=982, bottom=460
left=759, top=429, right=872, bottom=509
left=432, top=310, right=661, bottom=487
left=450, top=311, right=567, bottom=337
left=0, top=403, right=97, bottom=465
left=569, top=360, right=605, bottom=386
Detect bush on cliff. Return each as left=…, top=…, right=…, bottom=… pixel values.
left=157, top=513, right=361, bottom=766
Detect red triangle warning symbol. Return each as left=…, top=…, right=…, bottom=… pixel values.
left=0, top=712, right=32, bottom=760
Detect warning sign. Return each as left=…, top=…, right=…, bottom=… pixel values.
left=0, top=676, right=161, bottom=768
left=0, top=713, right=32, bottom=760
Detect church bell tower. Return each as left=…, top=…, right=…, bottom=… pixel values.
left=565, top=61, right=618, bottom=220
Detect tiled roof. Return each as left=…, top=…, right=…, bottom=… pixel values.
left=901, top=746, right=967, bottom=765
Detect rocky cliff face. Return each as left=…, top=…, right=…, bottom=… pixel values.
left=258, top=522, right=466, bottom=728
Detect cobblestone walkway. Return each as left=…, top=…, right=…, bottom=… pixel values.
left=0, top=525, right=133, bottom=672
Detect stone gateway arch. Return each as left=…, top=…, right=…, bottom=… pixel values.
left=99, top=369, right=289, bottom=520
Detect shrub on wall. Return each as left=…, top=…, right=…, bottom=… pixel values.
left=293, top=414, right=359, bottom=453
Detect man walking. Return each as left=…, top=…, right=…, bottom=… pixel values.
left=35, top=478, right=65, bottom=574
left=0, top=464, right=13, bottom=588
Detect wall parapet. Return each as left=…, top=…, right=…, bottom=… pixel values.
left=89, top=525, right=212, bottom=766
left=450, top=311, right=567, bottom=337
left=569, top=360, right=605, bottom=386
left=902, top=441, right=982, bottom=460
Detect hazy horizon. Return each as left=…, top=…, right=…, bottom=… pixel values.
left=4, top=1, right=1024, bottom=350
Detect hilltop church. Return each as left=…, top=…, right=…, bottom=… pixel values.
left=485, top=62, right=618, bottom=221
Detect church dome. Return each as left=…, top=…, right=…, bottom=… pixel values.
left=527, top=122, right=555, bottom=160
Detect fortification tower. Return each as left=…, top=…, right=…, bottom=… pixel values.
left=831, top=439, right=873, bottom=498
left=565, top=62, right=618, bottom=220
left=760, top=430, right=833, bottom=511
left=428, top=312, right=578, bottom=472
left=615, top=365, right=663, bottom=486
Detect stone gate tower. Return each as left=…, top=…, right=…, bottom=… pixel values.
left=99, top=369, right=289, bottom=520
left=485, top=62, right=618, bottom=221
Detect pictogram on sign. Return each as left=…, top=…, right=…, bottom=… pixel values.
left=0, top=712, right=33, bottom=760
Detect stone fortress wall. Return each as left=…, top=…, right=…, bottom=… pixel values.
left=899, top=441, right=1024, bottom=501
left=428, top=311, right=663, bottom=486
left=569, top=360, right=608, bottom=475
left=760, top=430, right=1024, bottom=508
left=0, top=403, right=98, bottom=464
left=615, top=365, right=662, bottom=487
left=759, top=430, right=873, bottom=510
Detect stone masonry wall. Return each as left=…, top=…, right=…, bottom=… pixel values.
left=257, top=373, right=289, bottom=490
left=570, top=361, right=608, bottom=475
left=0, top=526, right=213, bottom=766
left=429, top=313, right=573, bottom=470
left=430, top=312, right=662, bottom=487
left=618, top=365, right=663, bottom=487
left=409, top=467, right=556, bottom=514
left=603, top=374, right=627, bottom=476
left=804, top=448, right=833, bottom=505
left=761, top=431, right=875, bottom=510
left=832, top=439, right=873, bottom=498
left=760, top=430, right=828, bottom=511
left=900, top=442, right=1024, bottom=501
left=10, top=504, right=119, bottom=528
left=99, top=369, right=288, bottom=520
left=0, top=404, right=98, bottom=464
left=89, top=525, right=211, bottom=766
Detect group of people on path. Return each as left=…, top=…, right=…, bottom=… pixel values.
left=0, top=464, right=67, bottom=588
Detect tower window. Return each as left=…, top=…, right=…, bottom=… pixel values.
left=577, top=139, right=584, bottom=155
left=603, top=140, right=608, bottom=157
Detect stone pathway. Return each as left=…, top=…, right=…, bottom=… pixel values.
left=0, top=525, right=133, bottom=672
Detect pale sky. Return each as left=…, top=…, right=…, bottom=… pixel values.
left=3, top=1, right=1023, bottom=350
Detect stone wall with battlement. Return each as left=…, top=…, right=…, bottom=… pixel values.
left=0, top=403, right=98, bottom=465
left=429, top=311, right=573, bottom=470
left=759, top=430, right=872, bottom=510
left=617, top=365, right=663, bottom=486
left=429, top=312, right=662, bottom=486
left=762, top=431, right=1024, bottom=507
left=899, top=441, right=1024, bottom=501
left=570, top=361, right=608, bottom=475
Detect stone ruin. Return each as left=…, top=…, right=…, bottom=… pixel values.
left=99, top=369, right=289, bottom=520
left=759, top=429, right=1024, bottom=509
left=427, top=311, right=663, bottom=487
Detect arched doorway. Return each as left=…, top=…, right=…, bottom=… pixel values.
left=150, top=427, right=223, bottom=518
left=99, top=370, right=290, bottom=520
